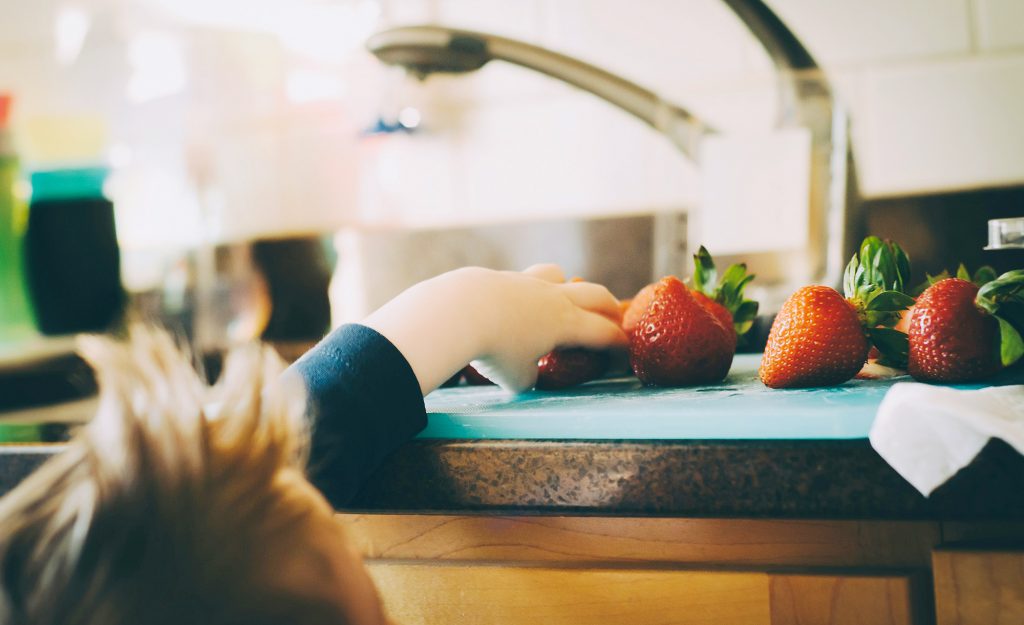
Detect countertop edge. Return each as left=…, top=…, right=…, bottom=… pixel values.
left=2, top=438, right=1021, bottom=520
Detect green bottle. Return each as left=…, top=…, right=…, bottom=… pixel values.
left=0, top=94, right=37, bottom=343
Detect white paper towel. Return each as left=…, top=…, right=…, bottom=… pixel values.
left=869, top=383, right=1024, bottom=496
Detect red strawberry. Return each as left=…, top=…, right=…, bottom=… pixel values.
left=759, top=285, right=869, bottom=388
left=869, top=263, right=993, bottom=362
left=536, top=348, right=610, bottom=390
left=908, top=278, right=1002, bottom=382
left=693, top=290, right=736, bottom=347
left=629, top=276, right=733, bottom=386
left=762, top=237, right=916, bottom=388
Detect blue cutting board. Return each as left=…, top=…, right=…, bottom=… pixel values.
left=420, top=354, right=1020, bottom=441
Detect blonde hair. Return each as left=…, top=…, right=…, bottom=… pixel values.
left=0, top=327, right=350, bottom=625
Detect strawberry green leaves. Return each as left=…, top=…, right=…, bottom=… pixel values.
left=958, top=263, right=999, bottom=285
left=996, top=319, right=1024, bottom=368
left=692, top=246, right=717, bottom=295
left=844, top=236, right=914, bottom=368
left=732, top=301, right=759, bottom=337
left=865, top=290, right=916, bottom=310
left=844, top=236, right=912, bottom=302
left=866, top=327, right=909, bottom=368
left=976, top=269, right=1024, bottom=367
left=912, top=264, right=998, bottom=297
left=864, top=290, right=914, bottom=367
left=862, top=290, right=916, bottom=327
left=974, top=268, right=1023, bottom=301
left=973, top=265, right=999, bottom=286
left=843, top=236, right=914, bottom=324
left=692, top=246, right=759, bottom=338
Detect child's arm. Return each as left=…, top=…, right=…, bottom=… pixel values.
left=288, top=265, right=626, bottom=506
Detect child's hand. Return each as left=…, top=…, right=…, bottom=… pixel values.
left=363, top=265, right=627, bottom=394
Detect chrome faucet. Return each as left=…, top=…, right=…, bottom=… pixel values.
left=367, top=24, right=709, bottom=162
left=366, top=0, right=849, bottom=305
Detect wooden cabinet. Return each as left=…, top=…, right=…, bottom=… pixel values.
left=368, top=564, right=771, bottom=625
left=340, top=515, right=933, bottom=625
left=933, top=547, right=1024, bottom=625
left=341, top=515, right=1024, bottom=624
left=338, top=515, right=939, bottom=567
left=769, top=574, right=922, bottom=625
left=367, top=563, right=920, bottom=625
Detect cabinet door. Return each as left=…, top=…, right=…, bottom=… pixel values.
left=769, top=574, right=924, bottom=625
left=367, top=562, right=923, bottom=625
left=934, top=548, right=1024, bottom=625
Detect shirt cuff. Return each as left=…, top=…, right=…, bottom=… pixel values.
left=288, top=324, right=427, bottom=507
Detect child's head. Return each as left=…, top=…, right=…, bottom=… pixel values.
left=0, top=328, right=388, bottom=625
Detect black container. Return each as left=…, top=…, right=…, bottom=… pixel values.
left=23, top=169, right=123, bottom=335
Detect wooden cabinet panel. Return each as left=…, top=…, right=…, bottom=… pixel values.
left=933, top=548, right=1024, bottom=625
left=339, top=514, right=938, bottom=568
left=367, top=562, right=772, bottom=625
left=365, top=562, right=924, bottom=625
left=344, top=514, right=930, bottom=624
left=770, top=574, right=924, bottom=625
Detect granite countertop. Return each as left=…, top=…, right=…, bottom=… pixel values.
left=2, top=356, right=1022, bottom=520
left=344, top=437, right=1023, bottom=519
left=3, top=437, right=1020, bottom=520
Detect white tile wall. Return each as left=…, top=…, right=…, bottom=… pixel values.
left=974, top=0, right=1024, bottom=51
left=355, top=90, right=698, bottom=226
left=0, top=0, right=62, bottom=47
left=451, top=94, right=697, bottom=219
left=763, top=0, right=1024, bottom=197
left=436, top=0, right=544, bottom=43
left=766, top=0, right=972, bottom=65
left=541, top=0, right=758, bottom=103
left=857, top=54, right=1024, bottom=196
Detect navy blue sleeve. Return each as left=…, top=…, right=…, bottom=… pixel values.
left=287, top=324, right=427, bottom=507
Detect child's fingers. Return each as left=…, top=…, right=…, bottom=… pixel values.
left=560, top=281, right=623, bottom=322
left=565, top=309, right=629, bottom=349
left=522, top=263, right=565, bottom=283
